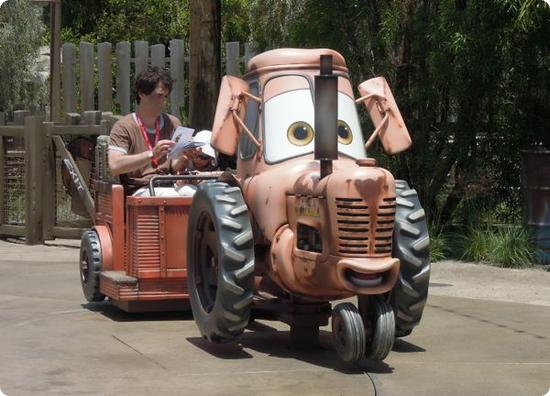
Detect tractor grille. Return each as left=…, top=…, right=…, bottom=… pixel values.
left=335, top=197, right=396, bottom=257
left=130, top=211, right=161, bottom=277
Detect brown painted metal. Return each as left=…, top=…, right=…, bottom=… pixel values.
left=210, top=48, right=410, bottom=301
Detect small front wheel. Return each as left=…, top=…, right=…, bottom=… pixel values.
left=360, top=295, right=395, bottom=361
left=331, top=302, right=366, bottom=362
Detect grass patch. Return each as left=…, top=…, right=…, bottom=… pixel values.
left=429, top=225, right=448, bottom=262
left=458, top=225, right=536, bottom=268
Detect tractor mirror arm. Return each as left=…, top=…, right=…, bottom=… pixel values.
left=365, top=112, right=390, bottom=149
left=241, top=90, right=261, bottom=103
left=231, top=109, right=261, bottom=149
left=355, top=92, right=385, bottom=104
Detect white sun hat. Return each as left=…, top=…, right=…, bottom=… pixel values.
left=192, top=130, right=216, bottom=159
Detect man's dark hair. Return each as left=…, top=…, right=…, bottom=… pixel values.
left=135, top=66, right=173, bottom=104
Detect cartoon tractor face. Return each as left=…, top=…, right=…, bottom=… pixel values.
left=186, top=48, right=430, bottom=362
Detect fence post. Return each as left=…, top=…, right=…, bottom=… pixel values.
left=170, top=39, right=185, bottom=119
left=135, top=41, right=149, bottom=78
left=98, top=42, right=113, bottom=112
left=151, top=44, right=166, bottom=68
left=0, top=112, right=5, bottom=227
left=82, top=111, right=102, bottom=126
left=225, top=41, right=240, bottom=76
left=244, top=42, right=256, bottom=72
left=43, top=122, right=56, bottom=240
left=62, top=43, right=77, bottom=114
left=116, top=41, right=131, bottom=115
left=80, top=42, right=95, bottom=112
left=24, top=115, right=46, bottom=245
left=14, top=110, right=30, bottom=125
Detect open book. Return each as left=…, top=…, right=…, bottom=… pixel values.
left=167, top=126, right=205, bottom=159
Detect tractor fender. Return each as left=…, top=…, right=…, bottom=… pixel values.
left=92, top=225, right=113, bottom=271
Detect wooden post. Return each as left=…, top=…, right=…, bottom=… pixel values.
left=82, top=111, right=102, bottom=126
left=50, top=0, right=62, bottom=122
left=189, top=0, right=221, bottom=130
left=62, top=43, right=77, bottom=113
left=225, top=41, right=240, bottom=76
left=43, top=122, right=56, bottom=240
left=24, top=115, right=46, bottom=245
left=244, top=42, right=256, bottom=73
left=80, top=42, right=95, bottom=112
left=151, top=44, right=166, bottom=68
left=170, top=39, right=185, bottom=119
left=0, top=112, right=5, bottom=227
left=134, top=41, right=149, bottom=78
left=14, top=110, right=30, bottom=125
left=116, top=41, right=131, bottom=115
left=98, top=42, right=113, bottom=112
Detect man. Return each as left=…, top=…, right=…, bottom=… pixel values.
left=108, top=66, right=212, bottom=195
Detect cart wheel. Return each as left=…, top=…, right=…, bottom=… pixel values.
left=187, top=182, right=255, bottom=343
left=331, top=302, right=366, bottom=362
left=79, top=230, right=105, bottom=302
left=360, top=295, right=395, bottom=361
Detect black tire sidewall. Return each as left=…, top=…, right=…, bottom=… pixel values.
left=79, top=230, right=104, bottom=302
left=187, top=182, right=255, bottom=342
left=391, top=180, right=431, bottom=336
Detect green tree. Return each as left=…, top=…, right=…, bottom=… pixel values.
left=60, top=0, right=190, bottom=45
left=247, top=0, right=550, bottom=227
left=0, top=0, right=47, bottom=112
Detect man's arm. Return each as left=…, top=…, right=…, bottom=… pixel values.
left=109, top=139, right=175, bottom=176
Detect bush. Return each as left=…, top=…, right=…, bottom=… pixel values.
left=459, top=225, right=536, bottom=268
left=428, top=225, right=448, bottom=262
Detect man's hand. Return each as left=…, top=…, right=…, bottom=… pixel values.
left=152, top=139, right=175, bottom=160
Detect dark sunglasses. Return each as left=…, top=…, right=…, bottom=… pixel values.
left=197, top=154, right=211, bottom=161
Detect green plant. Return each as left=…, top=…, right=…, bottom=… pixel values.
left=459, top=227, right=493, bottom=263
left=459, top=224, right=536, bottom=268
left=488, top=226, right=535, bottom=268
left=428, top=225, right=448, bottom=262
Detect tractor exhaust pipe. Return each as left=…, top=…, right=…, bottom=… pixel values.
left=315, top=55, right=338, bottom=180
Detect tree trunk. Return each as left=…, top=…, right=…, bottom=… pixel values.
left=189, top=0, right=221, bottom=130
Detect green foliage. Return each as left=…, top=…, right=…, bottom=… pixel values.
left=428, top=225, right=448, bottom=262
left=0, top=0, right=47, bottom=112
left=60, top=0, right=190, bottom=45
left=246, top=0, right=550, bottom=228
left=458, top=225, right=536, bottom=268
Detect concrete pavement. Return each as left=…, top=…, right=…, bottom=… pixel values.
left=0, top=238, right=549, bottom=396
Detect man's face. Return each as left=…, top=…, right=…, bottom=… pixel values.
left=139, top=82, right=169, bottom=114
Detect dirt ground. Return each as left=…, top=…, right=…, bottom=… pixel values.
left=429, top=260, right=550, bottom=306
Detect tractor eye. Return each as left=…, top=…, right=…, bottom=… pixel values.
left=337, top=120, right=353, bottom=145
left=287, top=121, right=314, bottom=146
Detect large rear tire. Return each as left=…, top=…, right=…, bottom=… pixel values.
left=79, top=230, right=105, bottom=302
left=391, top=180, right=431, bottom=337
left=187, top=182, right=255, bottom=342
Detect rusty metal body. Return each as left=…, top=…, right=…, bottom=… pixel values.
left=91, top=180, right=191, bottom=311
left=211, top=48, right=411, bottom=302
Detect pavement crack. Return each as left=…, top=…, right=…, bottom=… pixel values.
left=111, top=335, right=168, bottom=370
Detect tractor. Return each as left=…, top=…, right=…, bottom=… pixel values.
left=185, top=48, right=430, bottom=362
left=79, top=48, right=430, bottom=363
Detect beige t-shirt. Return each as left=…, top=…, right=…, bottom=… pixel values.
left=109, top=112, right=180, bottom=189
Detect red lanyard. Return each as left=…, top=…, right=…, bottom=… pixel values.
left=136, top=113, right=161, bottom=168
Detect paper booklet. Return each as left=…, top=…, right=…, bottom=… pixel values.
left=167, top=126, right=205, bottom=159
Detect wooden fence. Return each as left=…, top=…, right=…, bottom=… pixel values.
left=0, top=39, right=255, bottom=244
left=0, top=110, right=113, bottom=244
left=59, top=40, right=255, bottom=117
